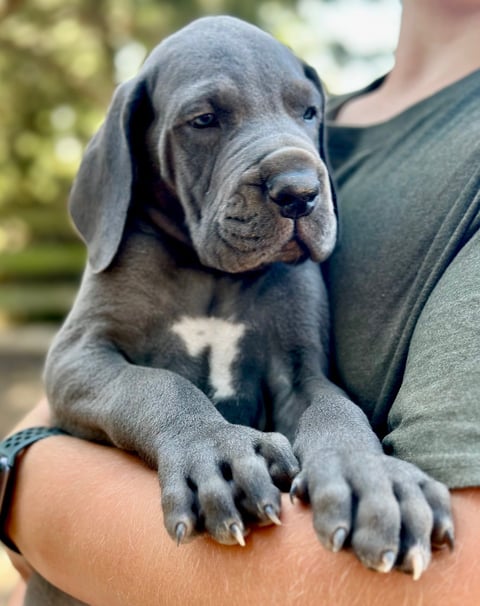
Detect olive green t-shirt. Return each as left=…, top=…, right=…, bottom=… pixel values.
left=324, top=69, right=480, bottom=488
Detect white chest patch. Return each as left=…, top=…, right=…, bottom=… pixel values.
left=171, top=316, right=247, bottom=401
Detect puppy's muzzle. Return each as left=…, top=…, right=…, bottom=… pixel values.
left=259, top=147, right=322, bottom=221
left=267, top=169, right=319, bottom=220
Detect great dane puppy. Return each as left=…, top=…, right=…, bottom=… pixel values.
left=38, top=16, right=452, bottom=602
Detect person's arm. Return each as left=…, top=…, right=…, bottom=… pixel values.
left=383, top=227, right=480, bottom=489
left=4, top=408, right=480, bottom=606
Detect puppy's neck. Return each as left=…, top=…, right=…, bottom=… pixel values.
left=133, top=180, right=192, bottom=248
left=143, top=205, right=192, bottom=247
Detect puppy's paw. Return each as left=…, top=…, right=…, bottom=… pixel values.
left=291, top=451, right=453, bottom=579
left=157, top=424, right=298, bottom=546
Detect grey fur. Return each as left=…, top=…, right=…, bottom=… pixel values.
left=31, top=16, right=452, bottom=604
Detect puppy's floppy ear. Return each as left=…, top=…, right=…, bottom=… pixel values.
left=303, top=63, right=338, bottom=216
left=69, top=77, right=153, bottom=273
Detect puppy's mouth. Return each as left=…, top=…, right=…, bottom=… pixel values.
left=226, top=237, right=308, bottom=273
left=209, top=202, right=331, bottom=272
left=236, top=225, right=313, bottom=272
left=271, top=232, right=310, bottom=265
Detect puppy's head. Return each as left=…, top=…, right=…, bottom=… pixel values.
left=70, top=16, right=337, bottom=274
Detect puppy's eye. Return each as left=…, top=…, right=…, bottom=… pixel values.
left=190, top=113, right=219, bottom=129
left=303, top=106, right=317, bottom=121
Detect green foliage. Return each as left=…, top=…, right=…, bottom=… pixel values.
left=0, top=243, right=85, bottom=281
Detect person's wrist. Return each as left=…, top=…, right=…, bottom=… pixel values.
left=0, top=426, right=69, bottom=554
left=1, top=399, right=66, bottom=556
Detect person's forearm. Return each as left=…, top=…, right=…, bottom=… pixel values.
left=5, top=434, right=480, bottom=606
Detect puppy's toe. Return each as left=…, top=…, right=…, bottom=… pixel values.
left=258, top=432, right=299, bottom=490
left=196, top=475, right=246, bottom=545
left=350, top=492, right=401, bottom=572
left=421, top=478, right=454, bottom=550
left=290, top=471, right=309, bottom=503
left=160, top=479, right=199, bottom=544
left=298, top=456, right=353, bottom=550
left=311, top=479, right=352, bottom=552
left=230, top=454, right=282, bottom=525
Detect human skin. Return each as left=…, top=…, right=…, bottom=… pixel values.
left=3, top=401, right=480, bottom=606
left=336, top=0, right=480, bottom=125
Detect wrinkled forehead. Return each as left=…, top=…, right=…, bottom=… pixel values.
left=142, top=16, right=310, bottom=103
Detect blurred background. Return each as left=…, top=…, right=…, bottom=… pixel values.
left=0, top=0, right=400, bottom=600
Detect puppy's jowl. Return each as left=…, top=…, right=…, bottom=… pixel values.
left=38, top=16, right=452, bottom=603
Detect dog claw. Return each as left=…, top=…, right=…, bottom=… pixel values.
left=437, top=525, right=455, bottom=551
left=377, top=550, right=396, bottom=573
left=230, top=523, right=246, bottom=547
left=289, top=480, right=299, bottom=504
left=264, top=504, right=282, bottom=526
left=432, top=519, right=455, bottom=551
left=405, top=546, right=426, bottom=581
left=331, top=527, right=347, bottom=553
left=411, top=552, right=424, bottom=581
left=175, top=522, right=187, bottom=546
left=443, top=527, right=455, bottom=551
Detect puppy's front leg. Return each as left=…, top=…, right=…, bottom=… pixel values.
left=292, top=388, right=453, bottom=579
left=45, top=336, right=298, bottom=546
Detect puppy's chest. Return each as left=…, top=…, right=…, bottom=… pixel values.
left=164, top=311, right=268, bottom=426
left=170, top=315, right=247, bottom=395
left=139, top=277, right=276, bottom=428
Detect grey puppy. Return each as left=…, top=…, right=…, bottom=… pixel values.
left=34, top=15, right=453, bottom=604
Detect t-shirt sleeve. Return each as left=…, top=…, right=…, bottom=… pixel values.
left=382, top=227, right=480, bottom=488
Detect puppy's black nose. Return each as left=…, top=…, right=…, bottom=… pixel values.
left=267, top=171, right=319, bottom=220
